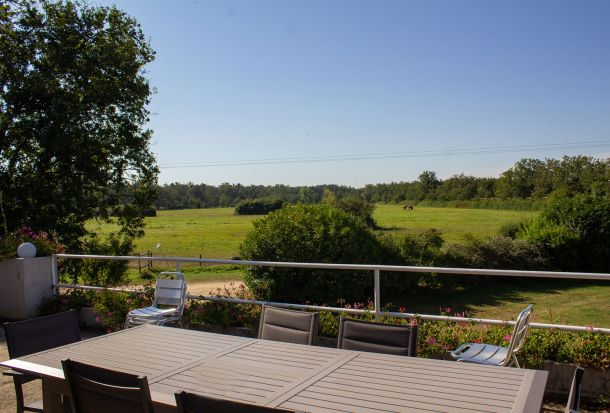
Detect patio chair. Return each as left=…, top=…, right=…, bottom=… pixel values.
left=3, top=310, right=81, bottom=413
left=62, top=359, right=154, bottom=413
left=258, top=305, right=319, bottom=345
left=175, top=391, right=302, bottom=413
left=337, top=317, right=418, bottom=356
left=565, top=366, right=585, bottom=413
left=124, top=271, right=187, bottom=329
left=451, top=304, right=534, bottom=367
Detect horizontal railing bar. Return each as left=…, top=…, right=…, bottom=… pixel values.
left=55, top=254, right=610, bottom=281
left=56, top=283, right=610, bottom=334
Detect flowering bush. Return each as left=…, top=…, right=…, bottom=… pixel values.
left=183, top=282, right=260, bottom=329
left=41, top=290, right=610, bottom=369
left=91, top=286, right=154, bottom=332
left=39, top=285, right=154, bottom=333
left=317, top=302, right=609, bottom=369
left=0, top=226, right=65, bottom=260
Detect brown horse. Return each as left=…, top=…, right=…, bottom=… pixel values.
left=402, top=204, right=414, bottom=211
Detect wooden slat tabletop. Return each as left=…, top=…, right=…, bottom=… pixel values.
left=0, top=324, right=548, bottom=413
left=276, top=352, right=544, bottom=413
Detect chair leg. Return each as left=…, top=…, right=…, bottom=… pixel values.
left=512, top=354, right=521, bottom=368
left=124, top=317, right=130, bottom=330
left=13, top=378, right=26, bottom=413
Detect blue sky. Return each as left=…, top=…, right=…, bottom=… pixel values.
left=98, top=0, right=610, bottom=186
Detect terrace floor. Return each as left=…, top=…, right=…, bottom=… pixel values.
left=0, top=326, right=604, bottom=413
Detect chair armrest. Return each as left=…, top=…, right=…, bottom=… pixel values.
left=2, top=369, right=26, bottom=377
left=450, top=343, right=472, bottom=358
left=3, top=369, right=40, bottom=383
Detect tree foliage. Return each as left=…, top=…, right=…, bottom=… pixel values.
left=234, top=198, right=285, bottom=215
left=153, top=156, right=609, bottom=210
left=0, top=0, right=158, bottom=250
left=517, top=194, right=610, bottom=272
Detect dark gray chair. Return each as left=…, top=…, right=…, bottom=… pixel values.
left=175, top=391, right=301, bottom=413
left=258, top=305, right=319, bottom=346
left=565, top=366, right=585, bottom=413
left=337, top=317, right=418, bottom=356
left=3, top=310, right=81, bottom=413
left=62, top=359, right=154, bottom=413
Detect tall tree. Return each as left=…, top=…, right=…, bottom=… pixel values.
left=0, top=0, right=158, bottom=249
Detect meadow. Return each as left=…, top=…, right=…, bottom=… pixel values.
left=87, top=206, right=609, bottom=327
left=88, top=205, right=536, bottom=258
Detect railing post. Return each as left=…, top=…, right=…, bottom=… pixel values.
left=374, top=269, right=381, bottom=320
left=175, top=260, right=181, bottom=272
left=51, top=254, right=58, bottom=297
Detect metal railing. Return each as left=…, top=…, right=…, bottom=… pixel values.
left=52, top=254, right=610, bottom=334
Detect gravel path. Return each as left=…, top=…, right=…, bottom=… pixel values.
left=186, top=279, right=244, bottom=296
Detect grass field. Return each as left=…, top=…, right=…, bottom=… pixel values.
left=88, top=205, right=536, bottom=258
left=373, top=204, right=536, bottom=243
left=88, top=206, right=609, bottom=327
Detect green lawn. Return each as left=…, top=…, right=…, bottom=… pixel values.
left=88, top=205, right=536, bottom=258
left=373, top=204, right=536, bottom=243
left=383, top=279, right=610, bottom=327
left=87, top=208, right=258, bottom=259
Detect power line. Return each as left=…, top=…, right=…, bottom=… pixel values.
left=158, top=140, right=610, bottom=169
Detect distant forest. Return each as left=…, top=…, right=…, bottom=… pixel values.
left=154, top=156, right=609, bottom=210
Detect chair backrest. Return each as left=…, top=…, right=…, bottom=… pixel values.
left=175, top=391, right=298, bottom=413
left=505, top=304, right=534, bottom=357
left=154, top=272, right=187, bottom=310
left=337, top=317, right=418, bottom=357
left=3, top=310, right=81, bottom=358
left=62, top=359, right=154, bottom=413
left=258, top=305, right=319, bottom=345
left=565, top=366, right=585, bottom=413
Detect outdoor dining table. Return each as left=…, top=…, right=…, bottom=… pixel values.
left=0, top=324, right=548, bottom=413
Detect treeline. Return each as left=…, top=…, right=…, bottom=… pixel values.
left=154, top=156, right=609, bottom=210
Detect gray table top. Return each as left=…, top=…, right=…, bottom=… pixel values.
left=1, top=324, right=548, bottom=413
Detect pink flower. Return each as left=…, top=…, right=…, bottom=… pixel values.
left=446, top=307, right=452, bottom=314
left=399, top=306, right=406, bottom=313
left=503, top=334, right=512, bottom=342
left=586, top=325, right=594, bottom=332
left=106, top=328, right=113, bottom=334
left=95, top=316, right=101, bottom=322
left=426, top=336, right=437, bottom=345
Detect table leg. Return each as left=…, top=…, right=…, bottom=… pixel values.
left=41, top=377, right=69, bottom=413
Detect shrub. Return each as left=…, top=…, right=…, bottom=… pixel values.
left=334, top=195, right=378, bottom=228
left=438, top=236, right=547, bottom=286
left=0, top=226, right=64, bottom=260
left=234, top=198, right=285, bottom=215
left=184, top=283, right=260, bottom=329
left=239, top=204, right=401, bottom=303
left=61, top=233, right=135, bottom=286
left=517, top=195, right=610, bottom=272
left=39, top=286, right=154, bottom=332
left=315, top=304, right=610, bottom=370
left=379, top=230, right=444, bottom=289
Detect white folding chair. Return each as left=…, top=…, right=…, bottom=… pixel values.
left=124, top=272, right=187, bottom=329
left=451, top=304, right=534, bottom=367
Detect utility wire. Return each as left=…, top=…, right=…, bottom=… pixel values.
left=158, top=140, right=610, bottom=169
